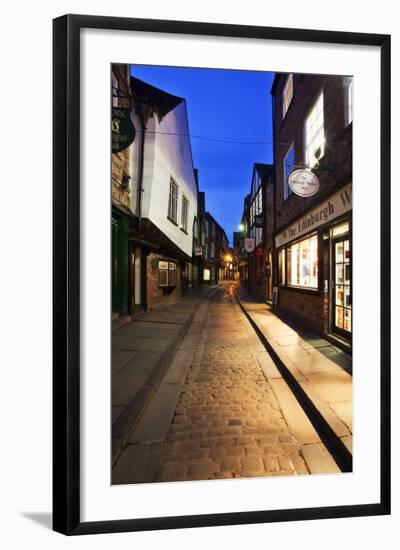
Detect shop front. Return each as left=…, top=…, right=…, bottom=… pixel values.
left=275, top=183, right=352, bottom=347
left=112, top=207, right=130, bottom=318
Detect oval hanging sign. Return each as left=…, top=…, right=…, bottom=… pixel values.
left=112, top=107, right=136, bottom=154
left=244, top=238, right=255, bottom=253
left=288, top=169, right=320, bottom=197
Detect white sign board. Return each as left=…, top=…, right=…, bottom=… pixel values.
left=275, top=183, right=352, bottom=248
left=288, top=169, right=320, bottom=197
left=244, top=238, right=255, bottom=253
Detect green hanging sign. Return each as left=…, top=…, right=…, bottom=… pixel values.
left=112, top=107, right=135, bottom=153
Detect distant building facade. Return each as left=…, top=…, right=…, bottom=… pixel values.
left=237, top=195, right=250, bottom=285
left=203, top=212, right=229, bottom=284
left=271, top=72, right=353, bottom=347
left=246, top=164, right=274, bottom=302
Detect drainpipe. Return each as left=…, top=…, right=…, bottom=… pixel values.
left=137, top=114, right=146, bottom=233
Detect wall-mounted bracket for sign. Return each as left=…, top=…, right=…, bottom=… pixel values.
left=292, top=161, right=336, bottom=173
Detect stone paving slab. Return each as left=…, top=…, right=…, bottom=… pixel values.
left=112, top=350, right=136, bottom=375
left=235, top=286, right=353, bottom=453
left=300, top=443, right=341, bottom=474
left=113, top=442, right=163, bottom=485
left=268, top=378, right=321, bottom=445
left=129, top=383, right=184, bottom=444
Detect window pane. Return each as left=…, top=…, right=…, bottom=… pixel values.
left=336, top=285, right=344, bottom=306
left=336, top=306, right=344, bottom=328
left=336, top=264, right=344, bottom=284
left=344, top=286, right=351, bottom=307
left=305, top=93, right=324, bottom=168
left=345, top=264, right=351, bottom=285
left=282, top=73, right=293, bottom=117
left=344, top=240, right=350, bottom=262
left=344, top=309, right=352, bottom=332
left=288, top=235, right=318, bottom=288
left=158, top=269, right=168, bottom=286
left=283, top=144, right=295, bottom=200
left=335, top=242, right=344, bottom=263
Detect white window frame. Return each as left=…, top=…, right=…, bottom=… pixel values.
left=158, top=260, right=177, bottom=288
left=283, top=143, right=295, bottom=200
left=305, top=92, right=325, bottom=168
left=168, top=178, right=178, bottom=224
left=282, top=73, right=293, bottom=118
left=181, top=194, right=189, bottom=232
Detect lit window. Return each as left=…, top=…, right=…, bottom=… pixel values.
left=331, top=222, right=349, bottom=238
left=282, top=74, right=293, bottom=118
left=203, top=268, right=211, bottom=281
left=158, top=261, right=177, bottom=287
left=283, top=144, right=295, bottom=200
left=278, top=248, right=286, bottom=285
left=181, top=195, right=189, bottom=232
left=345, top=77, right=353, bottom=126
left=168, top=178, right=178, bottom=223
left=287, top=234, right=318, bottom=288
left=305, top=93, right=325, bottom=168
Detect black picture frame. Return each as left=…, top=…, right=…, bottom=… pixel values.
left=53, top=14, right=391, bottom=535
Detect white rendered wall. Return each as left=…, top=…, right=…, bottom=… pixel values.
left=141, top=100, right=198, bottom=257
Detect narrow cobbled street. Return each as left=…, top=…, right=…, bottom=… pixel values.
left=152, top=282, right=310, bottom=481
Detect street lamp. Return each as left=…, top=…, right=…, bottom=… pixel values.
left=239, top=223, right=244, bottom=232
left=225, top=253, right=233, bottom=263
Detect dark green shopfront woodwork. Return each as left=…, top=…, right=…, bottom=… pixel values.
left=112, top=209, right=129, bottom=317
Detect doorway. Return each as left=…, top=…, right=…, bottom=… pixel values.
left=332, top=234, right=351, bottom=337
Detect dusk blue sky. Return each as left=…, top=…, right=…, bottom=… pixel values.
left=131, top=65, right=275, bottom=244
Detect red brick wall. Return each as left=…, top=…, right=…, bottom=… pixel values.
left=273, top=74, right=352, bottom=232
left=277, top=288, right=325, bottom=334
left=146, top=252, right=182, bottom=309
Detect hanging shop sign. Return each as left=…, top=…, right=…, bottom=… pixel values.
left=244, top=238, right=255, bottom=253
left=194, top=246, right=203, bottom=256
left=112, top=107, right=136, bottom=153
left=288, top=169, right=320, bottom=197
left=275, top=183, right=352, bottom=248
left=255, top=213, right=264, bottom=227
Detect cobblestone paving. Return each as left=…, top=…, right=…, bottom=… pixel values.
left=153, top=283, right=311, bottom=482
